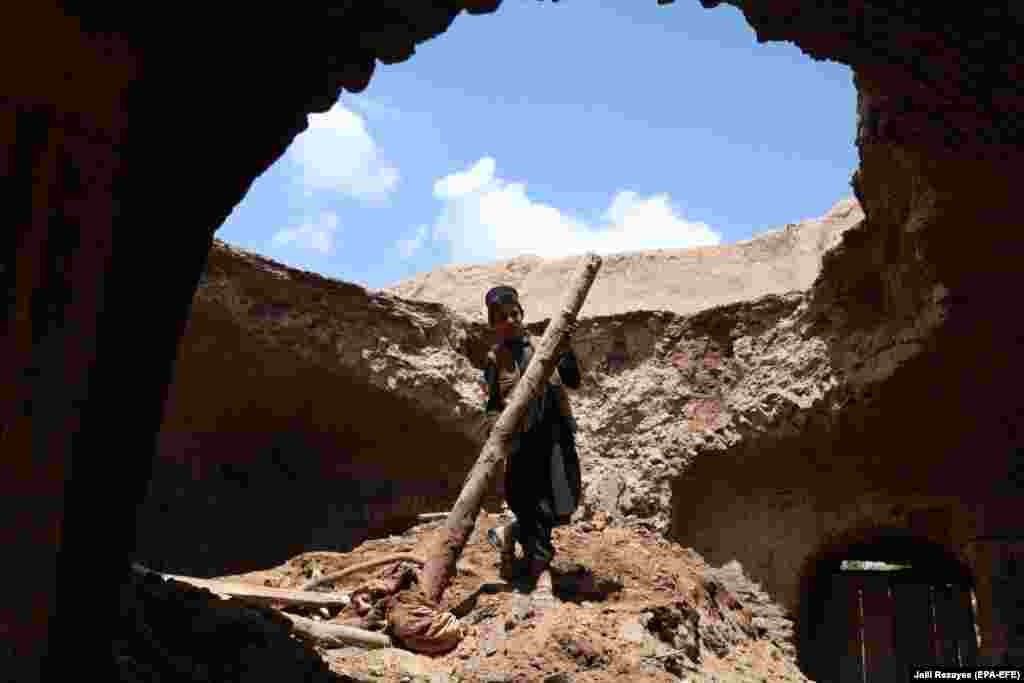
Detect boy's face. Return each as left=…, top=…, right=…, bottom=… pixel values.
left=492, top=302, right=524, bottom=337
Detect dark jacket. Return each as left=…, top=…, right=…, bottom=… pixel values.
left=481, top=335, right=579, bottom=429
left=481, top=335, right=582, bottom=525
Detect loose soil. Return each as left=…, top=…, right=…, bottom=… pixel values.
left=215, top=511, right=812, bottom=682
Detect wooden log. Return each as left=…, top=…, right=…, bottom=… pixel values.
left=281, top=612, right=393, bottom=649
left=131, top=563, right=351, bottom=609
left=418, top=253, right=603, bottom=605
left=300, top=554, right=425, bottom=592
left=299, top=554, right=483, bottom=592
left=132, top=564, right=390, bottom=650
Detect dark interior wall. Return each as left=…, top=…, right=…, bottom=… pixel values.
left=2, top=4, right=496, bottom=677
left=2, top=14, right=150, bottom=680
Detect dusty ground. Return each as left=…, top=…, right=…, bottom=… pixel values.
left=221, top=511, right=812, bottom=682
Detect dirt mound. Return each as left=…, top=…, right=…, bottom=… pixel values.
left=219, top=513, right=810, bottom=682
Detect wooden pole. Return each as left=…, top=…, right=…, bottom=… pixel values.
left=131, top=563, right=351, bottom=609
left=281, top=612, right=393, bottom=649
left=131, top=564, right=392, bottom=650
left=418, top=253, right=602, bottom=605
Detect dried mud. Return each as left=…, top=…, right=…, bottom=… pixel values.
left=211, top=512, right=812, bottom=682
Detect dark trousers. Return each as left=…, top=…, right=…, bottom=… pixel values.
left=503, top=429, right=564, bottom=565
left=503, top=505, right=556, bottom=565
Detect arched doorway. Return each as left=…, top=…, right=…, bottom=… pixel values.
left=800, top=532, right=978, bottom=682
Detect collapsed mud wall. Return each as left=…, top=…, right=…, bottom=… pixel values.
left=147, top=202, right=852, bottom=580
left=387, top=199, right=862, bottom=321
left=147, top=196, right=860, bottom=575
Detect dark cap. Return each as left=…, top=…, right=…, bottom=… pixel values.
left=485, top=286, right=520, bottom=309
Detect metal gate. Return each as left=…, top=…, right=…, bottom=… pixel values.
left=826, top=570, right=977, bottom=682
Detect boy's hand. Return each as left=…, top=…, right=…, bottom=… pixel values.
left=557, top=319, right=579, bottom=353
left=479, top=409, right=529, bottom=442
left=478, top=411, right=500, bottom=443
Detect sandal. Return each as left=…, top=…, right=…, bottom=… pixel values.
left=487, top=525, right=518, bottom=576
left=526, top=560, right=558, bottom=607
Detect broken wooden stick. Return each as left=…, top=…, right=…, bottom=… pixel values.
left=418, top=252, right=603, bottom=605
left=300, top=553, right=483, bottom=592
left=281, top=612, right=393, bottom=649
left=131, top=563, right=351, bottom=609
left=300, top=554, right=426, bottom=592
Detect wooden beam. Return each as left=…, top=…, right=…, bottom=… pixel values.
left=281, top=612, right=392, bottom=650
left=131, top=563, right=351, bottom=609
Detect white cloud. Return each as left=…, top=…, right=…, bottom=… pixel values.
left=434, top=157, right=497, bottom=199
left=270, top=211, right=341, bottom=254
left=346, top=95, right=403, bottom=123
left=288, top=103, right=399, bottom=202
left=430, top=157, right=722, bottom=264
left=396, top=224, right=429, bottom=260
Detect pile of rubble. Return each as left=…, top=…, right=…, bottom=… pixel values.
left=120, top=512, right=812, bottom=682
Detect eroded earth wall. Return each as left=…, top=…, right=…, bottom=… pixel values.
left=386, top=198, right=862, bottom=321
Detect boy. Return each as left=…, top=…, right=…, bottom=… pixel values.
left=479, top=285, right=582, bottom=602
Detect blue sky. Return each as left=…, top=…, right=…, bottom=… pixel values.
left=217, top=1, right=857, bottom=290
